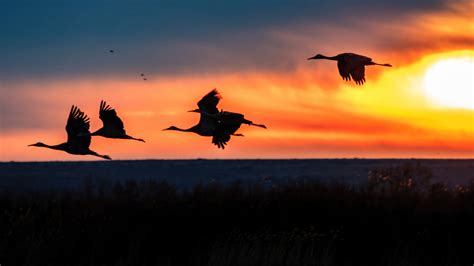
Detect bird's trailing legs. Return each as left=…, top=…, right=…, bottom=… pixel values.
left=250, top=123, right=267, bottom=129
left=243, top=119, right=267, bottom=129
left=89, top=151, right=112, bottom=160
left=125, top=135, right=146, bottom=142
left=369, top=62, right=392, bottom=67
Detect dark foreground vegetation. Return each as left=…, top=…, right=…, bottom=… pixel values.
left=1, top=164, right=473, bottom=266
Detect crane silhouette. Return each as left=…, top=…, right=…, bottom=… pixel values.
left=308, top=53, right=392, bottom=85
left=28, top=106, right=111, bottom=160
left=163, top=89, right=266, bottom=149
left=88, top=101, right=145, bottom=142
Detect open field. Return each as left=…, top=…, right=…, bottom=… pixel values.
left=1, top=159, right=473, bottom=192
left=0, top=161, right=473, bottom=265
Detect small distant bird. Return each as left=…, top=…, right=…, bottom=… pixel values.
left=109, top=49, right=114, bottom=53
left=308, top=53, right=392, bottom=85
left=164, top=89, right=266, bottom=149
left=88, top=101, right=145, bottom=142
left=29, top=106, right=111, bottom=160
left=143, top=78, right=147, bottom=81
left=140, top=73, right=145, bottom=76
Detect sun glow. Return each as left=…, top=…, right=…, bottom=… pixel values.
left=423, top=57, right=474, bottom=110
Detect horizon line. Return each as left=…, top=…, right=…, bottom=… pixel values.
left=2, top=157, right=474, bottom=163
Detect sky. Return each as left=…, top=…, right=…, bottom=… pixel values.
left=0, top=0, right=473, bottom=161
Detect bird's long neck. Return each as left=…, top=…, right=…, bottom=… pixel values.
left=171, top=126, right=195, bottom=132
left=320, top=54, right=339, bottom=60
left=90, top=129, right=102, bottom=136
left=187, top=125, right=200, bottom=133
left=44, top=143, right=68, bottom=151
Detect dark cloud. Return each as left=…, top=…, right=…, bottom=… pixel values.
left=0, top=0, right=452, bottom=80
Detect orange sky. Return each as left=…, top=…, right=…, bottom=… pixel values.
left=0, top=1, right=473, bottom=161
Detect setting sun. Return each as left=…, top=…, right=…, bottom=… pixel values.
left=423, top=57, right=474, bottom=110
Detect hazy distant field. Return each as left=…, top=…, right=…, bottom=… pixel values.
left=0, top=159, right=473, bottom=192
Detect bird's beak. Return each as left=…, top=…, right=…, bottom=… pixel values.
left=27, top=144, right=35, bottom=147
left=307, top=56, right=316, bottom=60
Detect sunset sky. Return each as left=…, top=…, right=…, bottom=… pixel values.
left=1, top=0, right=473, bottom=161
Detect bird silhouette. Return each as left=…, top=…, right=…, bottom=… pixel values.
left=164, top=89, right=266, bottom=149
left=88, top=101, right=145, bottom=142
left=28, top=106, right=111, bottom=160
left=308, top=53, right=392, bottom=85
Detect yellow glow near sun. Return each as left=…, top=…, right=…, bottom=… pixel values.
left=423, top=57, right=474, bottom=110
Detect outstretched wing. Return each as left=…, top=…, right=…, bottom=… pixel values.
left=219, top=111, right=244, bottom=134
left=66, top=106, right=91, bottom=148
left=212, top=125, right=232, bottom=149
left=338, top=53, right=371, bottom=83
left=211, top=111, right=244, bottom=149
left=99, top=101, right=125, bottom=133
left=198, top=89, right=221, bottom=114
left=196, top=89, right=221, bottom=134
left=337, top=60, right=351, bottom=81
left=350, top=65, right=366, bottom=85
